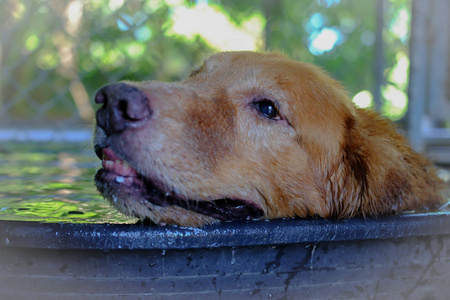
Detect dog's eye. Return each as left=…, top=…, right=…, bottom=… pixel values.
left=254, top=100, right=281, bottom=120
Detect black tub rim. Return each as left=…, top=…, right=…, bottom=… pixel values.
left=1, top=211, right=450, bottom=250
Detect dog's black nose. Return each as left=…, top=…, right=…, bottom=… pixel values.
left=95, top=83, right=151, bottom=135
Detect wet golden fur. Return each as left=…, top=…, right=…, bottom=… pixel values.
left=94, top=52, right=442, bottom=226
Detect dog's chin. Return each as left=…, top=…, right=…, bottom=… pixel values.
left=94, top=168, right=216, bottom=226
left=94, top=147, right=264, bottom=227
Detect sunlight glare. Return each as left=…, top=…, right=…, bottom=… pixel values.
left=389, top=54, right=409, bottom=89
left=390, top=7, right=409, bottom=43
left=66, top=0, right=83, bottom=35
left=309, top=27, right=341, bottom=55
left=66, top=1, right=83, bottom=24
left=383, top=85, right=407, bottom=109
left=109, top=0, right=124, bottom=11
left=169, top=5, right=264, bottom=51
left=352, top=90, right=373, bottom=108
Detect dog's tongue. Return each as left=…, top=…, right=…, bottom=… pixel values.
left=102, top=148, right=138, bottom=177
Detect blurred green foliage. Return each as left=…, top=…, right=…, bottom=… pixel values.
left=0, top=0, right=411, bottom=128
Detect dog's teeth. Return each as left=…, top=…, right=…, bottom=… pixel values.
left=104, top=160, right=114, bottom=167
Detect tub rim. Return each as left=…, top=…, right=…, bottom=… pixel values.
left=1, top=211, right=449, bottom=250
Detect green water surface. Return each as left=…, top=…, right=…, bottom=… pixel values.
left=0, top=142, right=135, bottom=223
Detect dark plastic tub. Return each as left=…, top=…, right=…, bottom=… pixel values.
left=1, top=212, right=450, bottom=299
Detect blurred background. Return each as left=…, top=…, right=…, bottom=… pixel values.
left=0, top=0, right=449, bottom=153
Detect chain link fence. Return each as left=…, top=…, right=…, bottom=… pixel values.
left=2, top=0, right=446, bottom=144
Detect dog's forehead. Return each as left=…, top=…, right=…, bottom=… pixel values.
left=205, top=52, right=282, bottom=71
left=201, top=53, right=248, bottom=75
left=201, top=52, right=316, bottom=85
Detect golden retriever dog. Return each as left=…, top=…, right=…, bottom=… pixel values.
left=94, top=51, right=443, bottom=227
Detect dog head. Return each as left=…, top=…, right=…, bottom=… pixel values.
left=94, top=52, right=442, bottom=226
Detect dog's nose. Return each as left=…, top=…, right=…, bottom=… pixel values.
left=95, top=83, right=151, bottom=135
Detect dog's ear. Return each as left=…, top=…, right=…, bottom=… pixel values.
left=330, top=109, right=443, bottom=218
left=327, top=114, right=372, bottom=218
left=342, top=116, right=369, bottom=196
left=330, top=112, right=406, bottom=218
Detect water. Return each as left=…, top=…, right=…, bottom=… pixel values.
left=0, top=142, right=134, bottom=223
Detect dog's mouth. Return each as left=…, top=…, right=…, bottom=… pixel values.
left=94, top=147, right=264, bottom=223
